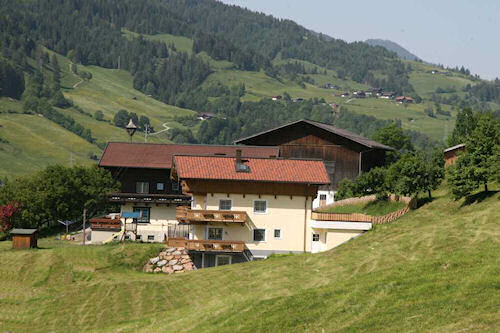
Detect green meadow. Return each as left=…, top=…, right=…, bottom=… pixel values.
left=0, top=185, right=498, bottom=332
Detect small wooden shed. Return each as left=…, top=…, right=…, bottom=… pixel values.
left=444, top=143, right=466, bottom=167
left=10, top=228, right=38, bottom=249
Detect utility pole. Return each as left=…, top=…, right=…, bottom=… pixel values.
left=82, top=208, right=86, bottom=245
left=118, top=55, right=120, bottom=70
left=144, top=124, right=149, bottom=143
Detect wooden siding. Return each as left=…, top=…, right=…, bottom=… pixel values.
left=181, top=179, right=319, bottom=196
left=176, top=206, right=247, bottom=224
left=236, top=122, right=387, bottom=189
left=106, top=167, right=182, bottom=195
left=166, top=238, right=245, bottom=252
left=12, top=234, right=37, bottom=249
left=280, top=141, right=360, bottom=189
left=444, top=147, right=466, bottom=167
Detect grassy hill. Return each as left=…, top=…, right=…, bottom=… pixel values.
left=0, top=185, right=498, bottom=332
left=0, top=99, right=100, bottom=178
left=0, top=49, right=200, bottom=178
left=1, top=27, right=495, bottom=179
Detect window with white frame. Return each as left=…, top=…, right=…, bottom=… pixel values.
left=253, top=228, right=266, bottom=242
left=215, top=255, right=232, bottom=266
left=319, top=194, right=327, bottom=201
left=312, top=233, right=320, bottom=242
left=207, top=227, right=223, bottom=240
left=156, top=183, right=164, bottom=191
left=273, top=229, right=281, bottom=239
left=136, top=182, right=149, bottom=194
left=253, top=200, right=267, bottom=214
left=219, top=199, right=232, bottom=211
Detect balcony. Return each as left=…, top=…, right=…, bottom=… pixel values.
left=89, top=217, right=122, bottom=231
left=108, top=192, right=191, bottom=205
left=311, top=211, right=372, bottom=222
left=176, top=206, right=248, bottom=224
left=166, top=237, right=245, bottom=252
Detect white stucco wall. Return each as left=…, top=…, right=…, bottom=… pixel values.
left=312, top=190, right=336, bottom=209
left=191, top=193, right=314, bottom=255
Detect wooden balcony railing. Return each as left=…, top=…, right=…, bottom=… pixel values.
left=108, top=193, right=191, bottom=204
left=311, top=211, right=373, bottom=222
left=176, top=206, right=247, bottom=224
left=166, top=237, right=245, bottom=252
left=89, top=218, right=122, bottom=230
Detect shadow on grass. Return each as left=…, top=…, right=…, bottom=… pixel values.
left=461, top=190, right=498, bottom=207
left=416, top=197, right=433, bottom=209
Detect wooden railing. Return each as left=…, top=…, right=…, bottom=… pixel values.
left=89, top=218, right=122, bottom=230
left=166, top=237, right=245, bottom=252
left=311, top=212, right=373, bottom=222
left=107, top=193, right=191, bottom=204
left=176, top=206, right=247, bottom=224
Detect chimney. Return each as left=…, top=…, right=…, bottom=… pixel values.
left=235, top=149, right=242, bottom=164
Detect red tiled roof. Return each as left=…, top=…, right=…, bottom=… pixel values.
left=99, top=142, right=279, bottom=169
left=173, top=155, right=330, bottom=184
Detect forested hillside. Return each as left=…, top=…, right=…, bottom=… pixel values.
left=1, top=0, right=498, bottom=178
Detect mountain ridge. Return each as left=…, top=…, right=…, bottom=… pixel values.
left=365, top=38, right=421, bottom=61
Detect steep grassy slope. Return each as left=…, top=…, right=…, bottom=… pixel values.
left=0, top=186, right=498, bottom=332
left=0, top=100, right=99, bottom=178
left=0, top=49, right=200, bottom=178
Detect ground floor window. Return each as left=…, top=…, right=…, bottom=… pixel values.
left=312, top=233, right=320, bottom=242
left=215, top=255, right=232, bottom=266
left=136, top=234, right=142, bottom=241
left=147, top=235, right=154, bottom=241
left=253, top=228, right=266, bottom=242
left=273, top=229, right=281, bottom=239
left=207, top=227, right=223, bottom=240
left=133, top=207, right=150, bottom=223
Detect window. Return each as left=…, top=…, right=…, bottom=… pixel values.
left=125, top=234, right=130, bottom=240
left=156, top=183, right=164, bottom=191
left=171, top=182, right=179, bottom=191
left=136, top=182, right=149, bottom=194
left=253, top=229, right=266, bottom=242
left=219, top=199, right=232, bottom=211
left=253, top=200, right=267, bottom=214
left=207, top=227, right=223, bottom=240
left=312, top=233, right=320, bottom=242
left=136, top=234, right=142, bottom=241
left=147, top=235, right=155, bottom=241
left=215, top=255, right=232, bottom=266
left=273, top=229, right=281, bottom=239
left=133, top=207, right=150, bottom=223
left=319, top=194, right=327, bottom=201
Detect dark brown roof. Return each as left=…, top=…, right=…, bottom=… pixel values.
left=234, top=119, right=394, bottom=150
left=173, top=155, right=330, bottom=184
left=99, top=142, right=280, bottom=169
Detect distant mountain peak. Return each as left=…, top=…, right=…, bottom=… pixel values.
left=365, top=39, right=420, bottom=61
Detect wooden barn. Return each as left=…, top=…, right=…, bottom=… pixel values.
left=10, top=229, right=38, bottom=249
left=444, top=143, right=466, bottom=167
left=234, top=119, right=394, bottom=190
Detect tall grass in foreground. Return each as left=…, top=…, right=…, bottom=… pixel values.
left=0, top=186, right=498, bottom=332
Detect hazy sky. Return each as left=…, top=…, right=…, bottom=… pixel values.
left=220, top=0, right=499, bottom=80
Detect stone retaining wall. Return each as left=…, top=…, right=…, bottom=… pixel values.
left=143, top=247, right=196, bottom=274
